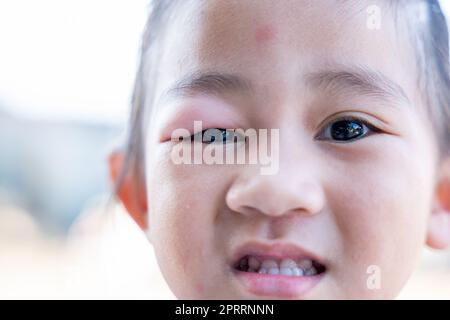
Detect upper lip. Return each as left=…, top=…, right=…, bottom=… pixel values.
left=230, top=241, right=327, bottom=268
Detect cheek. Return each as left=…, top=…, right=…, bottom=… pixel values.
left=144, top=143, right=232, bottom=297
left=325, top=138, right=434, bottom=296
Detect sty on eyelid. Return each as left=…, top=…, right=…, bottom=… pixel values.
left=154, top=98, right=243, bottom=141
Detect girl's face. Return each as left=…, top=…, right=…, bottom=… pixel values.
left=143, top=0, right=441, bottom=299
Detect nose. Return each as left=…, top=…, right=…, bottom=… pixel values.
left=225, top=149, right=325, bottom=218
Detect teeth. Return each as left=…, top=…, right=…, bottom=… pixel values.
left=261, top=259, right=278, bottom=269
left=248, top=256, right=261, bottom=270
left=304, top=267, right=318, bottom=276
left=280, top=258, right=297, bottom=268
left=292, top=267, right=304, bottom=276
left=298, top=259, right=313, bottom=270
left=268, top=268, right=280, bottom=275
left=240, top=256, right=323, bottom=277
left=280, top=267, right=293, bottom=276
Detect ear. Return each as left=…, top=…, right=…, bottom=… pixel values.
left=427, top=158, right=450, bottom=249
left=109, top=149, right=148, bottom=230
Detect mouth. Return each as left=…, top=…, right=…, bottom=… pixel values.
left=230, top=242, right=327, bottom=298
left=234, top=255, right=326, bottom=276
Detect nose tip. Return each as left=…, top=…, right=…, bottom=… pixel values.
left=226, top=175, right=325, bottom=218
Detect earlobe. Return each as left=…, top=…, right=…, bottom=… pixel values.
left=427, top=208, right=450, bottom=249
left=426, top=160, right=450, bottom=250
left=109, top=149, right=148, bottom=230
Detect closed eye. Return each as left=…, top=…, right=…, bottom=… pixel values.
left=190, top=128, right=245, bottom=144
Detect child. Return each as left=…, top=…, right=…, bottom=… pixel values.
left=109, top=0, right=450, bottom=299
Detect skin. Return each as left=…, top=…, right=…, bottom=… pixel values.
left=110, top=0, right=450, bottom=299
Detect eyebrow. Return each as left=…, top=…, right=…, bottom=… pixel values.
left=162, top=67, right=410, bottom=105
left=305, top=67, right=411, bottom=105
left=162, top=70, right=254, bottom=101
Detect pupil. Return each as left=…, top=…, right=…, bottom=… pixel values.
left=331, top=120, right=363, bottom=141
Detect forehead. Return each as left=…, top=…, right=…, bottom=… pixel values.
left=151, top=0, right=418, bottom=109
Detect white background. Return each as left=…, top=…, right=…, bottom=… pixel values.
left=0, top=0, right=148, bottom=124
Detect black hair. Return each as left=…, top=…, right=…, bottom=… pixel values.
left=400, top=0, right=450, bottom=156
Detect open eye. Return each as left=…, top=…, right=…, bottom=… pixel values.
left=316, top=117, right=381, bottom=143
left=190, top=128, right=245, bottom=144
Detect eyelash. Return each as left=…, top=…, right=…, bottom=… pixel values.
left=190, top=128, right=245, bottom=144
left=187, top=117, right=382, bottom=144
left=315, top=116, right=382, bottom=143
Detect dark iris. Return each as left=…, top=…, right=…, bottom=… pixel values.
left=330, top=120, right=365, bottom=141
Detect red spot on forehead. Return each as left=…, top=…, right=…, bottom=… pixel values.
left=255, top=24, right=277, bottom=43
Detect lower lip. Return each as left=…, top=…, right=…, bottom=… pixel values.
left=233, top=270, right=324, bottom=299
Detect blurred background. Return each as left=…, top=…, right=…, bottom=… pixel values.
left=0, top=0, right=449, bottom=299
